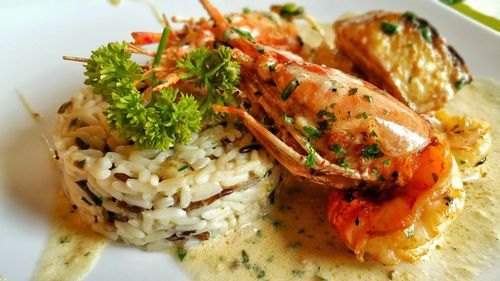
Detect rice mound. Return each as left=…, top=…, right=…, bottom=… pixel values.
left=53, top=88, right=281, bottom=250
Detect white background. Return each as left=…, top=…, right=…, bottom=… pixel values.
left=0, top=0, right=499, bottom=280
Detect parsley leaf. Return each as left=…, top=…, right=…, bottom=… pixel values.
left=330, top=144, right=346, bottom=155
left=284, top=114, right=295, bottom=124
left=303, top=126, right=321, bottom=138
left=281, top=78, right=300, bottom=100
left=84, top=41, right=142, bottom=103
left=381, top=22, right=399, bottom=35
left=84, top=41, right=201, bottom=150
left=279, top=3, right=305, bottom=20
left=362, top=144, right=384, bottom=158
left=306, top=143, right=316, bottom=168
left=177, top=46, right=240, bottom=115
left=231, top=27, right=255, bottom=42
left=106, top=88, right=202, bottom=150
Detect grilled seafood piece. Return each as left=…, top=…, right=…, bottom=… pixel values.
left=334, top=11, right=472, bottom=113
left=328, top=137, right=465, bottom=264
left=431, top=110, right=492, bottom=180
left=200, top=0, right=433, bottom=188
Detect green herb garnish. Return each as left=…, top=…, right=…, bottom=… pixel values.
left=292, top=269, right=305, bottom=277
left=241, top=250, right=250, bottom=265
left=84, top=41, right=142, bottom=101
left=151, top=27, right=170, bottom=89
left=363, top=95, right=374, bottom=103
left=330, top=144, right=346, bottom=155
left=84, top=41, right=202, bottom=150
left=348, top=87, right=358, bottom=95
left=231, top=27, right=255, bottom=42
left=284, top=114, right=295, bottom=124
left=106, top=88, right=202, bottom=150
left=401, top=11, right=417, bottom=23
left=455, top=77, right=470, bottom=90
left=177, top=46, right=240, bottom=115
left=177, top=247, right=187, bottom=261
left=381, top=22, right=399, bottom=35
left=362, top=144, right=384, bottom=158
left=404, top=227, right=414, bottom=238
left=306, top=149, right=315, bottom=167
left=178, top=164, right=189, bottom=171
left=420, top=26, right=432, bottom=42
left=279, top=3, right=304, bottom=20
left=268, top=63, right=277, bottom=72
left=281, top=78, right=300, bottom=100
left=337, top=157, right=348, bottom=168
left=303, top=126, right=321, bottom=138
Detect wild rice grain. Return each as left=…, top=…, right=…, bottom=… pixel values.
left=75, top=137, right=90, bottom=149
left=239, top=144, right=262, bottom=153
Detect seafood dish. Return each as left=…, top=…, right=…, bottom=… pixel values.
left=49, top=0, right=494, bottom=279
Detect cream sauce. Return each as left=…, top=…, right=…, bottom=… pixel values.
left=32, top=191, right=107, bottom=281
left=37, top=21, right=500, bottom=280
left=178, top=79, right=500, bottom=281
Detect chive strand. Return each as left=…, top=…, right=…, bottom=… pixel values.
left=150, top=27, right=171, bottom=102
left=153, top=27, right=170, bottom=68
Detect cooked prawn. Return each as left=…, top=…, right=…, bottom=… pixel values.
left=200, top=0, right=432, bottom=188
left=327, top=136, right=465, bottom=264
left=129, top=9, right=304, bottom=100
left=132, top=11, right=302, bottom=54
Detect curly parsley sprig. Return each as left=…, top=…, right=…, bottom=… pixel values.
left=84, top=41, right=142, bottom=103
left=83, top=41, right=201, bottom=150
left=176, top=46, right=240, bottom=115
left=106, top=88, right=201, bottom=149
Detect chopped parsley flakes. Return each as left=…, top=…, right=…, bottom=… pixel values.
left=303, top=126, right=321, bottom=138
left=330, top=144, right=346, bottom=155
left=362, top=144, right=384, bottom=158
left=381, top=22, right=399, bottom=35
left=281, top=78, right=300, bottom=100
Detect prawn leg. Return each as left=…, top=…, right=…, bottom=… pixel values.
left=200, top=0, right=432, bottom=187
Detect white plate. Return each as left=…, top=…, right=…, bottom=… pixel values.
left=0, top=0, right=499, bottom=280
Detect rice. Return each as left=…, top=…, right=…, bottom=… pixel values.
left=53, top=88, right=281, bottom=250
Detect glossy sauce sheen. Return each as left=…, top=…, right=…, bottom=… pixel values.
left=33, top=191, right=107, bottom=281
left=179, top=78, right=500, bottom=280
left=39, top=81, right=500, bottom=281
left=39, top=26, right=500, bottom=280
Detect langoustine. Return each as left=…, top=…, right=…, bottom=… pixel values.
left=198, top=0, right=467, bottom=265
left=200, top=0, right=432, bottom=189
left=128, top=8, right=303, bottom=97
left=131, top=9, right=302, bottom=53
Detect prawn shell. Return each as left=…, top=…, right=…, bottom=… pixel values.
left=327, top=137, right=464, bottom=264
